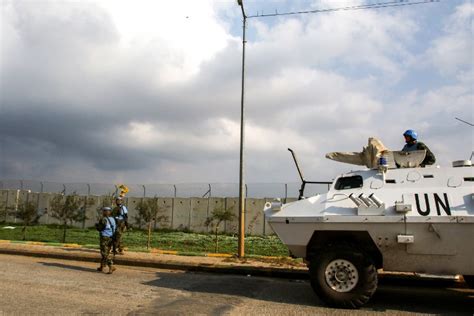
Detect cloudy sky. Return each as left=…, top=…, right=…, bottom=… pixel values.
left=0, top=0, right=472, bottom=186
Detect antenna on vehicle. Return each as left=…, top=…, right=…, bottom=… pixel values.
left=288, top=148, right=332, bottom=200
left=288, top=148, right=305, bottom=183
left=455, top=117, right=474, bottom=127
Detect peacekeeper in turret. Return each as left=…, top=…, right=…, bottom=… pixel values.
left=112, top=197, right=128, bottom=255
left=95, top=207, right=117, bottom=274
left=402, top=129, right=436, bottom=167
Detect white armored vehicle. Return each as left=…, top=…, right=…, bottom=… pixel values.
left=264, top=140, right=474, bottom=308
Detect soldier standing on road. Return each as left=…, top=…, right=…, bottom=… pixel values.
left=402, top=129, right=436, bottom=167
left=96, top=207, right=117, bottom=274
left=112, top=197, right=128, bottom=255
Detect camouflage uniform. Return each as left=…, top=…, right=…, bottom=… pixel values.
left=96, top=215, right=117, bottom=273
left=402, top=141, right=436, bottom=167
left=112, top=205, right=127, bottom=253
left=416, top=142, right=436, bottom=167
left=100, top=235, right=114, bottom=268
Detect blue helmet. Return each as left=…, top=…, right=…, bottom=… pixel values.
left=403, top=129, right=417, bottom=140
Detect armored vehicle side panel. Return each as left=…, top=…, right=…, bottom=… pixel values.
left=265, top=166, right=474, bottom=275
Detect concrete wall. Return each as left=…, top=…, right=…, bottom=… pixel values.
left=156, top=198, right=173, bottom=230
left=0, top=190, right=283, bottom=236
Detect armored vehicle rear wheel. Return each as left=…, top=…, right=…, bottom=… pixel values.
left=309, top=244, right=377, bottom=309
left=463, top=275, right=474, bottom=288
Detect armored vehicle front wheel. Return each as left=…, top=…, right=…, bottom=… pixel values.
left=463, top=275, right=474, bottom=288
left=309, top=244, right=377, bottom=309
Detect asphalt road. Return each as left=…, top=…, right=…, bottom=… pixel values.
left=0, top=254, right=473, bottom=315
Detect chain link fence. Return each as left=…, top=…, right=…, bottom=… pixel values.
left=0, top=180, right=332, bottom=198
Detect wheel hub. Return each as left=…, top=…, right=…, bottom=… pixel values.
left=325, top=259, right=359, bottom=292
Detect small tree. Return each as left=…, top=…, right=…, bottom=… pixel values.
left=134, top=197, right=162, bottom=249
left=9, top=199, right=42, bottom=240
left=50, top=193, right=86, bottom=243
left=205, top=206, right=235, bottom=253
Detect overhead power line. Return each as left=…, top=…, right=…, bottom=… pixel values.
left=247, top=0, right=440, bottom=19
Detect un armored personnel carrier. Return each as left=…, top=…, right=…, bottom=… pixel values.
left=264, top=140, right=474, bottom=308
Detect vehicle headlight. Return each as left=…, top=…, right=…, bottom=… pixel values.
left=265, top=199, right=282, bottom=212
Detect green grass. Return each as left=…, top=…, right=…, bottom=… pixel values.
left=0, top=223, right=290, bottom=257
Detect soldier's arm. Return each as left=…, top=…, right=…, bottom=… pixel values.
left=425, top=147, right=436, bottom=165
left=418, top=142, right=436, bottom=165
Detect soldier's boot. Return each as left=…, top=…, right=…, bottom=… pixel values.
left=107, top=265, right=116, bottom=274
left=97, top=264, right=105, bottom=272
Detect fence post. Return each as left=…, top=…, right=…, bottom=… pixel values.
left=284, top=183, right=288, bottom=203
left=206, top=184, right=211, bottom=233
left=14, top=190, right=19, bottom=223
left=224, top=197, right=228, bottom=232
left=189, top=198, right=192, bottom=230
left=171, top=190, right=175, bottom=229
left=37, top=182, right=43, bottom=215
left=4, top=189, right=9, bottom=223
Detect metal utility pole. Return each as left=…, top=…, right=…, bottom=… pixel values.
left=237, top=0, right=247, bottom=258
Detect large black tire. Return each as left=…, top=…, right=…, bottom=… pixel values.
left=309, top=243, right=378, bottom=309
left=463, top=275, right=474, bottom=288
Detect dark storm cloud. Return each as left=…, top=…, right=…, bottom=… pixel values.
left=0, top=107, right=134, bottom=169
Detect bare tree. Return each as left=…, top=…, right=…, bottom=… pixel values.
left=205, top=206, right=235, bottom=253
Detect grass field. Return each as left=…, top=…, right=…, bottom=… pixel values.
left=0, top=223, right=290, bottom=257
